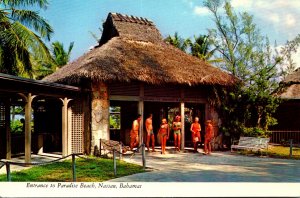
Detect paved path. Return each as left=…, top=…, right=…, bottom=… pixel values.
left=109, top=148, right=300, bottom=182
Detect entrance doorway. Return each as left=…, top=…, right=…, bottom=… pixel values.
left=108, top=100, right=205, bottom=148
left=109, top=101, right=138, bottom=145
left=144, top=102, right=205, bottom=147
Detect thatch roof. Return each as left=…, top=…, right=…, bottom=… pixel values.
left=44, top=12, right=236, bottom=86
left=276, top=68, right=300, bottom=99
left=282, top=68, right=300, bottom=84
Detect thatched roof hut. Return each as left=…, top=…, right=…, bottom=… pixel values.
left=276, top=68, right=300, bottom=99
left=44, top=12, right=236, bottom=86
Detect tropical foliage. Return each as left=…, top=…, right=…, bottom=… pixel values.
left=165, top=32, right=218, bottom=62
left=0, top=0, right=53, bottom=77
left=34, top=41, right=74, bottom=79
left=204, top=0, right=300, bottom=141
left=165, top=32, right=190, bottom=52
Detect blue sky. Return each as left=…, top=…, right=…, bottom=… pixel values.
left=40, top=0, right=300, bottom=66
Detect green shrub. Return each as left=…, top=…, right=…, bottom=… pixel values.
left=10, top=120, right=23, bottom=133
left=241, top=127, right=271, bottom=137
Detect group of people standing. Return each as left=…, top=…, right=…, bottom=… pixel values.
left=130, top=113, right=214, bottom=155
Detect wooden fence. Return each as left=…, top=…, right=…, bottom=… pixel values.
left=270, top=130, right=300, bottom=144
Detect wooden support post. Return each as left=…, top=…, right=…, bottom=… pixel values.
left=119, top=142, right=122, bottom=160
left=113, top=149, right=117, bottom=176
left=72, top=154, right=76, bottom=182
left=138, top=83, right=144, bottom=150
left=142, top=143, right=146, bottom=170
left=5, top=100, right=11, bottom=160
left=180, top=102, right=185, bottom=151
left=99, top=139, right=102, bottom=156
left=138, top=100, right=144, bottom=151
left=20, top=93, right=36, bottom=164
left=289, top=139, right=293, bottom=159
left=60, top=98, right=72, bottom=157
left=6, top=162, right=11, bottom=182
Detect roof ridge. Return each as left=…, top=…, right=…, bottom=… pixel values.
left=110, top=12, right=154, bottom=26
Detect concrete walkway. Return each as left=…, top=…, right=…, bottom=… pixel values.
left=109, top=148, right=300, bottom=182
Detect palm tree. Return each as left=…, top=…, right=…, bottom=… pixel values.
left=165, top=32, right=191, bottom=52
left=34, top=41, right=74, bottom=79
left=189, top=34, right=217, bottom=61
left=0, top=0, right=53, bottom=77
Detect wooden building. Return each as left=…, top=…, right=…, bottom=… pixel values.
left=0, top=73, right=81, bottom=163
left=44, top=13, right=236, bottom=155
left=271, top=68, right=300, bottom=143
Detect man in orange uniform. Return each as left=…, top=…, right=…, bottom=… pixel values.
left=145, top=114, right=155, bottom=152
left=190, top=117, right=201, bottom=153
left=130, top=114, right=141, bottom=150
left=204, top=120, right=214, bottom=155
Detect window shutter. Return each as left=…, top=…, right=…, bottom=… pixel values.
left=70, top=100, right=83, bottom=153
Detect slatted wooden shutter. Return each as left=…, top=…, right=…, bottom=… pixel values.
left=70, top=100, right=84, bottom=153
left=109, top=82, right=140, bottom=96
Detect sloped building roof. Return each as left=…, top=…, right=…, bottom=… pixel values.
left=44, top=12, right=236, bottom=86
left=276, top=68, right=300, bottom=99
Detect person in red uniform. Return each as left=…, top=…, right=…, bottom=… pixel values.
left=158, top=118, right=169, bottom=154
left=190, top=117, right=201, bottom=153
left=204, top=120, right=214, bottom=155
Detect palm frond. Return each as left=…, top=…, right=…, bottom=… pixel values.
left=2, top=0, right=49, bottom=9
left=11, top=9, right=53, bottom=40
left=11, top=21, right=52, bottom=60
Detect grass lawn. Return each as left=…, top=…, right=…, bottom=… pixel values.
left=237, top=145, right=300, bottom=160
left=0, top=157, right=145, bottom=182
left=266, top=145, right=300, bottom=159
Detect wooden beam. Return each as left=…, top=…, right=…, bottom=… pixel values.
left=109, top=95, right=140, bottom=101
left=180, top=102, right=185, bottom=150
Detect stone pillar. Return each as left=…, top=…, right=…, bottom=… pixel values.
left=180, top=102, right=185, bottom=150
left=205, top=103, right=210, bottom=121
left=210, top=107, right=220, bottom=137
left=5, top=99, right=11, bottom=160
left=91, top=82, right=109, bottom=155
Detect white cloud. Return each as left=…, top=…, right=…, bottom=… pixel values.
left=231, top=0, right=252, bottom=9
left=227, top=0, right=300, bottom=41
left=292, top=48, right=300, bottom=69
left=269, top=13, right=280, bottom=23
left=285, top=14, right=296, bottom=28
left=193, top=6, right=209, bottom=16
